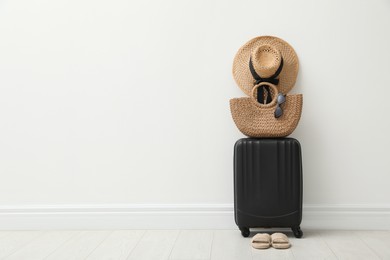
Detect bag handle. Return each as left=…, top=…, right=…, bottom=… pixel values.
left=251, top=82, right=279, bottom=108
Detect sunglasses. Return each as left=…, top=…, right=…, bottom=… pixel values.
left=274, top=93, right=286, bottom=118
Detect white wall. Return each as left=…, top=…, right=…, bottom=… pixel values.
left=0, top=0, right=390, bottom=229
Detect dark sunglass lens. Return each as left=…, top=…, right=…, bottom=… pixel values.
left=274, top=106, right=283, bottom=118
left=277, top=93, right=286, bottom=104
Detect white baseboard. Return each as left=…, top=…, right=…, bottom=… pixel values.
left=0, top=204, right=389, bottom=230
left=0, top=204, right=234, bottom=230
left=303, top=204, right=390, bottom=230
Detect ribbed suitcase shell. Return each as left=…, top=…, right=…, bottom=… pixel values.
left=234, top=138, right=303, bottom=237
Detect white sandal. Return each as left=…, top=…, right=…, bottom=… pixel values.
left=251, top=233, right=271, bottom=249
left=271, top=233, right=291, bottom=249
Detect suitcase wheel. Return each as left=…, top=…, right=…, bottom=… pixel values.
left=239, top=227, right=250, bottom=237
left=292, top=226, right=303, bottom=238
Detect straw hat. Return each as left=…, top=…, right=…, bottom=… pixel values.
left=233, top=36, right=299, bottom=96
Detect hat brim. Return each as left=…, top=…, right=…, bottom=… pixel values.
left=232, top=36, right=299, bottom=96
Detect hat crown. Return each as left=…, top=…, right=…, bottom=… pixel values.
left=251, top=45, right=282, bottom=79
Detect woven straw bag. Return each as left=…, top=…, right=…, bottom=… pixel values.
left=230, top=83, right=302, bottom=138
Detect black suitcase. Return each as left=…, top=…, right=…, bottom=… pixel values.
left=234, top=138, right=303, bottom=238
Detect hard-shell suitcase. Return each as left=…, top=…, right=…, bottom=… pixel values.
left=234, top=138, right=303, bottom=238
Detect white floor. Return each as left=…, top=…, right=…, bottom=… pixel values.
left=0, top=229, right=389, bottom=260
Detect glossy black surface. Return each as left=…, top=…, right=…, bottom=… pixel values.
left=234, top=138, right=303, bottom=237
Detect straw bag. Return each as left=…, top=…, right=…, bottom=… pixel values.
left=230, top=83, right=302, bottom=138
